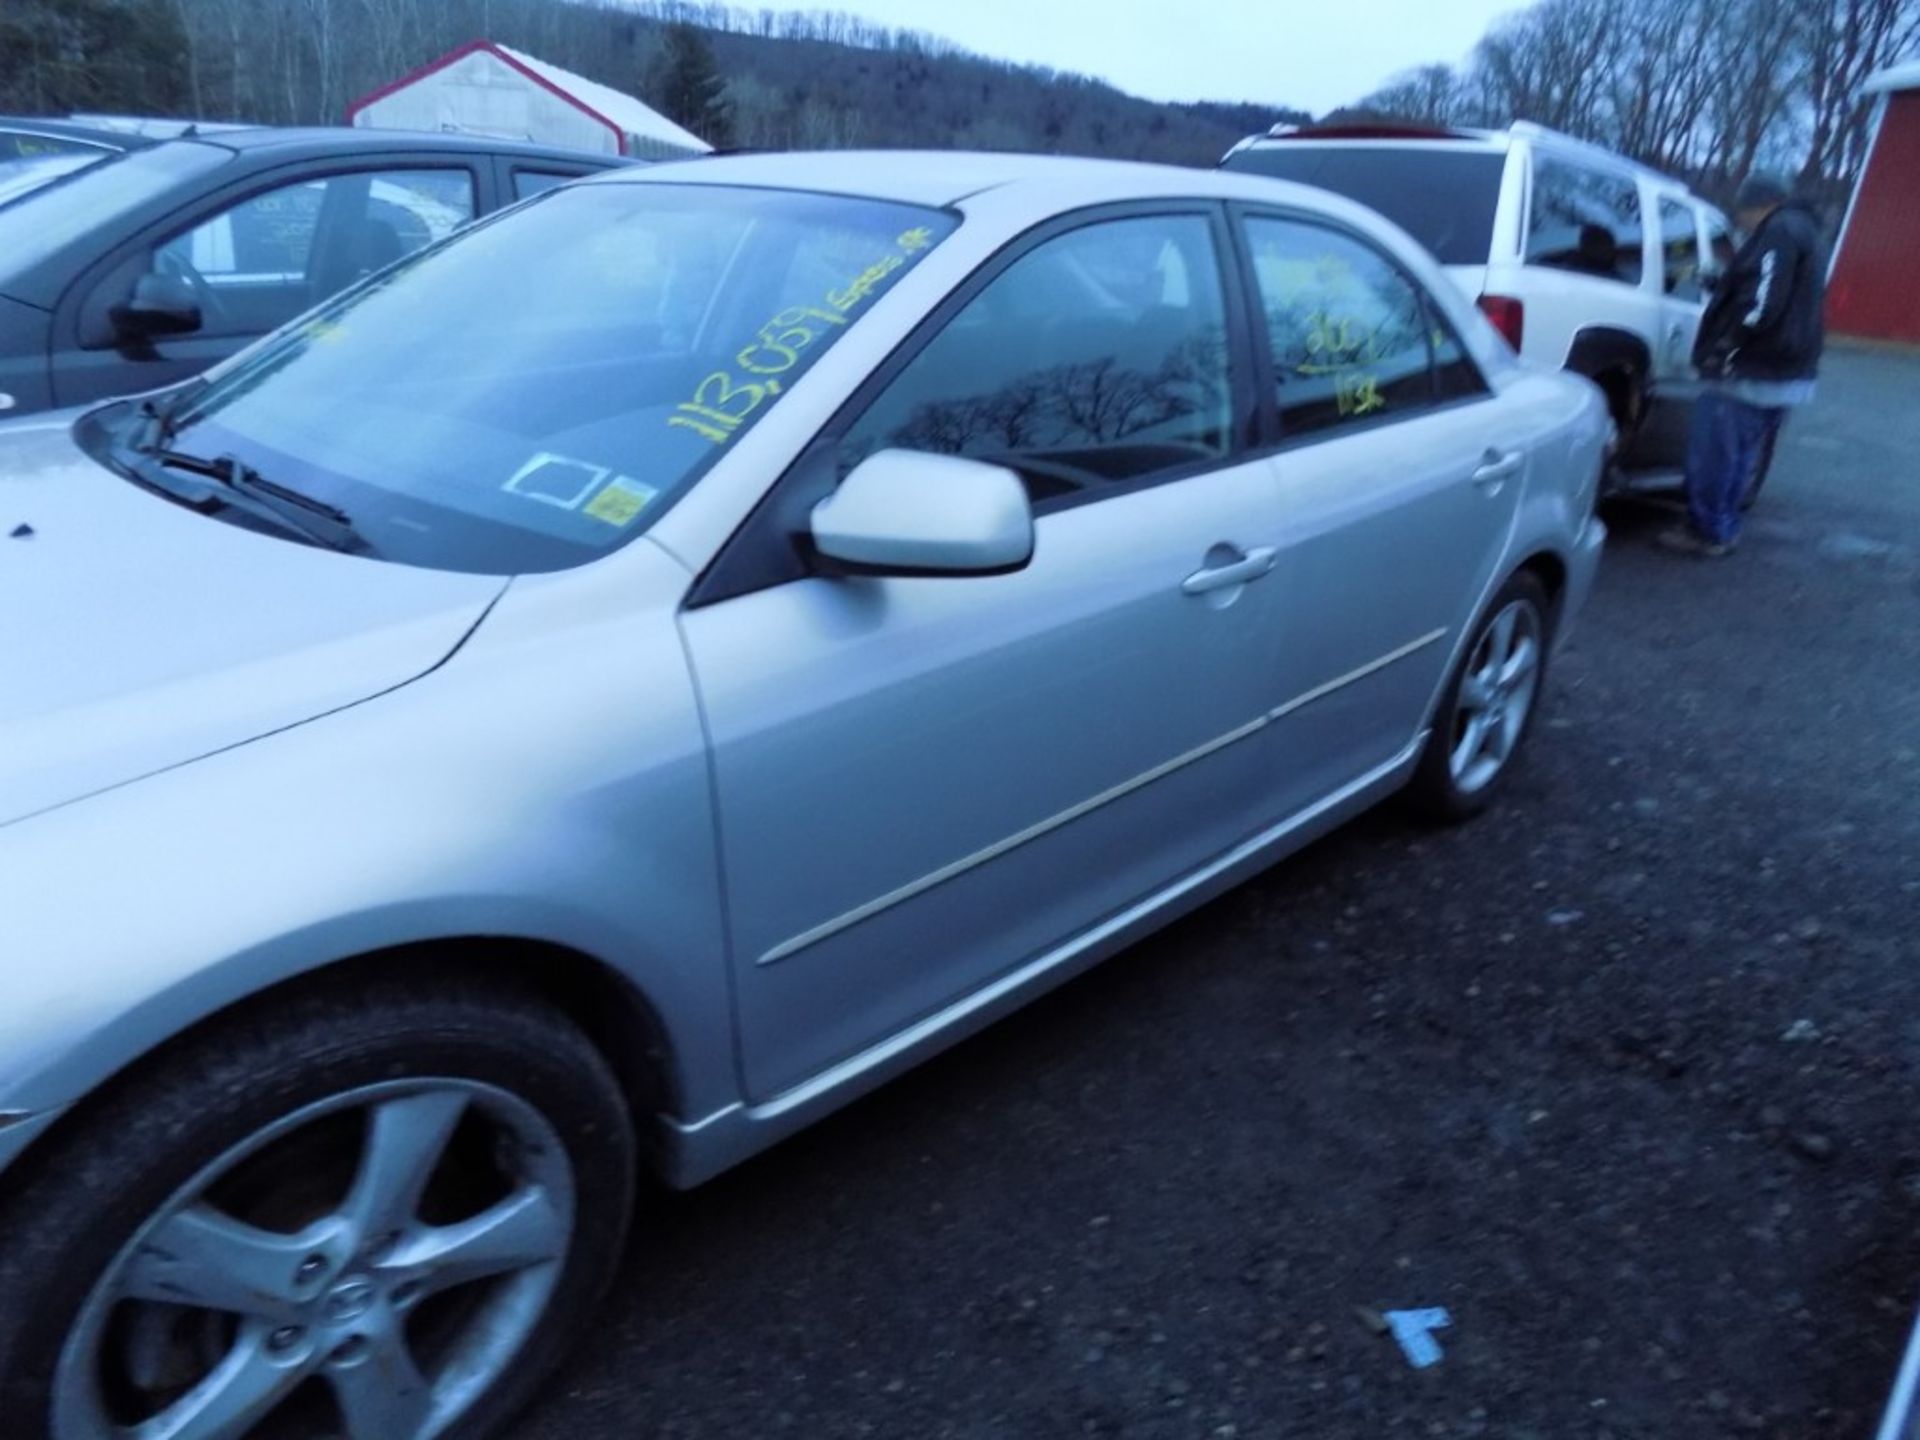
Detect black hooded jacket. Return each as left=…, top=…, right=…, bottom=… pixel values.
left=1693, top=198, right=1826, bottom=382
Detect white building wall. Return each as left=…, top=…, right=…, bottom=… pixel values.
left=353, top=49, right=621, bottom=156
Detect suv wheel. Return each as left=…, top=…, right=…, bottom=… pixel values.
left=1598, top=367, right=1647, bottom=461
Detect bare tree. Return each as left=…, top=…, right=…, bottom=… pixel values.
left=1344, top=0, right=1917, bottom=204
left=1797, top=0, right=1920, bottom=194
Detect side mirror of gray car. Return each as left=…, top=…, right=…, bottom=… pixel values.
left=811, top=449, right=1034, bottom=577
left=111, top=273, right=203, bottom=340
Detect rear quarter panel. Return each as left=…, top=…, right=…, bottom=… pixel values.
left=1502, top=367, right=1610, bottom=579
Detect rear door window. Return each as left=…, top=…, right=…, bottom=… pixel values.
left=1242, top=215, right=1465, bottom=439
left=512, top=169, right=578, bottom=201
left=1222, top=146, right=1505, bottom=265
left=1528, top=155, right=1644, bottom=286
left=1659, top=198, right=1703, bottom=300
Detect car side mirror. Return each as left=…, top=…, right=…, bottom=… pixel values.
left=811, top=449, right=1034, bottom=577
left=111, top=272, right=202, bottom=340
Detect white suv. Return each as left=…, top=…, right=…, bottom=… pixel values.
left=1224, top=121, right=1734, bottom=477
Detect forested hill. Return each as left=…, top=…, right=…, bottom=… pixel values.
left=0, top=0, right=1311, bottom=167
left=700, top=25, right=1308, bottom=161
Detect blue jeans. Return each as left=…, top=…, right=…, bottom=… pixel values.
left=1684, top=392, right=1785, bottom=545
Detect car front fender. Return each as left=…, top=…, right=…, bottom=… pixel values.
left=0, top=552, right=738, bottom=1164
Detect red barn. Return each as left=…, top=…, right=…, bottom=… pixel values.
left=1828, top=61, right=1920, bottom=343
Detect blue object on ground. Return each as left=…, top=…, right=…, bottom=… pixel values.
left=1384, top=1307, right=1452, bottom=1369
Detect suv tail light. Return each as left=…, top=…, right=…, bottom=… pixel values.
left=1477, top=294, right=1525, bottom=352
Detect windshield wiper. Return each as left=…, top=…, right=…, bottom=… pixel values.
left=144, top=447, right=364, bottom=553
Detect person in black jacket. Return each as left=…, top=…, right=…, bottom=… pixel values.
left=1659, top=173, right=1826, bottom=557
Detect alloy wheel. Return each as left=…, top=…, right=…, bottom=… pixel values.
left=52, top=1078, right=576, bottom=1440
left=1448, top=598, right=1544, bottom=795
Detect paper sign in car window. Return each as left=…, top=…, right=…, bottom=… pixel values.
left=504, top=453, right=608, bottom=510
left=582, top=475, right=657, bottom=528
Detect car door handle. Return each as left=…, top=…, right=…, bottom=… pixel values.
left=1471, top=451, right=1524, bottom=489
left=1182, top=546, right=1276, bottom=595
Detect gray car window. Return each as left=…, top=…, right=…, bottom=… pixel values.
left=1244, top=217, right=1442, bottom=438
left=0, top=130, right=115, bottom=162
left=841, top=214, right=1231, bottom=499
left=1528, top=155, right=1644, bottom=286
left=512, top=169, right=577, bottom=200
left=153, top=169, right=477, bottom=338
left=0, top=141, right=230, bottom=292
left=0, top=151, right=102, bottom=206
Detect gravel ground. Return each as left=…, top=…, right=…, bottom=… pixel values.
left=521, top=346, right=1920, bottom=1440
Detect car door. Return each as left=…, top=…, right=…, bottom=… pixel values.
left=1654, top=194, right=1709, bottom=375
left=680, top=209, right=1290, bottom=1101
left=1234, top=209, right=1524, bottom=813
left=1637, top=193, right=1714, bottom=465
left=51, top=160, right=482, bottom=409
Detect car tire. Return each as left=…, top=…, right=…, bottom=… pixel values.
left=0, top=971, right=636, bottom=1440
left=1405, top=570, right=1553, bottom=824
left=1600, top=367, right=1647, bottom=460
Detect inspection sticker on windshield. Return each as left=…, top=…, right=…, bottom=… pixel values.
left=503, top=453, right=607, bottom=510
left=582, top=475, right=657, bottom=528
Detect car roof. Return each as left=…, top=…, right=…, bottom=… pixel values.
left=201, top=125, right=628, bottom=166
left=605, top=148, right=1332, bottom=208
left=1231, top=121, right=1694, bottom=194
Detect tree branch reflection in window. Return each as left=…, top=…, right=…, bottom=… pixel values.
left=843, top=216, right=1231, bottom=491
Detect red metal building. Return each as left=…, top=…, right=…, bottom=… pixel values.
left=1828, top=61, right=1920, bottom=343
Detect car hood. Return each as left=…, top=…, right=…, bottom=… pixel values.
left=0, top=413, right=508, bottom=826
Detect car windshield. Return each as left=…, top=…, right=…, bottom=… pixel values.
left=0, top=150, right=104, bottom=206
left=0, top=140, right=230, bottom=277
left=150, top=182, right=957, bottom=573
left=1223, top=145, right=1506, bottom=265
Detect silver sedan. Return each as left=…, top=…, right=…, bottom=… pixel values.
left=0, top=152, right=1608, bottom=1438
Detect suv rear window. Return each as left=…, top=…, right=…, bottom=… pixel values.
left=1221, top=145, right=1505, bottom=265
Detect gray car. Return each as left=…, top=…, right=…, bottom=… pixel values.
left=0, top=151, right=1608, bottom=1438
left=0, top=124, right=621, bottom=420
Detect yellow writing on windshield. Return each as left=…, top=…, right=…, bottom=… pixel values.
left=668, top=228, right=939, bottom=447
left=826, top=255, right=904, bottom=313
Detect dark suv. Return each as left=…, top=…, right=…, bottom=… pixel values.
left=0, top=126, right=624, bottom=418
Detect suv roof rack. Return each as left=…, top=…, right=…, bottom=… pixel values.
left=1269, top=120, right=1484, bottom=142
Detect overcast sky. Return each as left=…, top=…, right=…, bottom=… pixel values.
left=743, top=0, right=1535, bottom=115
